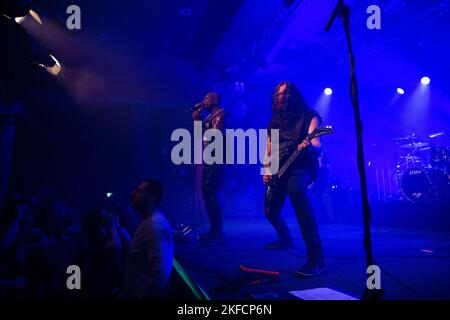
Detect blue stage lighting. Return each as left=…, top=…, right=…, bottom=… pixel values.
left=421, top=76, right=430, bottom=85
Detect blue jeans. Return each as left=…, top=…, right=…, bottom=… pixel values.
left=264, top=169, right=323, bottom=259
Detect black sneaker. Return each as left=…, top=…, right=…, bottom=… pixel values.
left=265, top=239, right=294, bottom=250
left=296, top=257, right=326, bottom=277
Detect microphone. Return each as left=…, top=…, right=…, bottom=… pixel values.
left=186, top=102, right=204, bottom=113
left=324, top=0, right=343, bottom=32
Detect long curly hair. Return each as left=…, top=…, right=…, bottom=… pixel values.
left=271, top=81, right=308, bottom=129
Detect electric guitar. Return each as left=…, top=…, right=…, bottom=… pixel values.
left=265, top=126, right=334, bottom=197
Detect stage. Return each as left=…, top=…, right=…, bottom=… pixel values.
left=175, top=217, right=450, bottom=300
left=2, top=0, right=450, bottom=304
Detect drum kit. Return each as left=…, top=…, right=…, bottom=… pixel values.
left=394, top=132, right=450, bottom=202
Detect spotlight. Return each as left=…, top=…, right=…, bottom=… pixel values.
left=324, top=88, right=332, bottom=95
left=15, top=10, right=42, bottom=25
left=421, top=76, right=430, bottom=85
left=397, top=88, right=405, bottom=95
left=38, top=54, right=62, bottom=76
left=15, top=16, right=25, bottom=23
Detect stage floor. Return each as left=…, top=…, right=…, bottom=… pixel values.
left=174, top=218, right=450, bottom=300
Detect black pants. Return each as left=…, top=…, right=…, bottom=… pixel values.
left=201, top=164, right=224, bottom=237
left=264, top=169, right=323, bottom=259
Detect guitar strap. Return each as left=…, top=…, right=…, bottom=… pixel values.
left=275, top=114, right=306, bottom=179
left=292, top=113, right=305, bottom=145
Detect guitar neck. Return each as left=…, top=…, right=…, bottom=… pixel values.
left=277, top=134, right=314, bottom=179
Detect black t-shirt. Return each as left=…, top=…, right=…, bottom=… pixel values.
left=268, top=108, right=321, bottom=179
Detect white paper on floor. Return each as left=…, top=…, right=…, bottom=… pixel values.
left=290, top=287, right=359, bottom=300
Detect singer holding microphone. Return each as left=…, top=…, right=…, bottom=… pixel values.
left=192, top=92, right=226, bottom=246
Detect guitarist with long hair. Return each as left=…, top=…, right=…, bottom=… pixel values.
left=263, top=81, right=325, bottom=277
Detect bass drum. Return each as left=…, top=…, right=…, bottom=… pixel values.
left=401, top=167, right=450, bottom=202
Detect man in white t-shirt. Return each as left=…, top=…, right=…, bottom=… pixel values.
left=124, top=179, right=173, bottom=299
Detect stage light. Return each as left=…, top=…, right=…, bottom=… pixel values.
left=324, top=88, right=332, bottom=95
left=38, top=54, right=62, bottom=76
left=15, top=10, right=42, bottom=25
left=397, top=88, right=405, bottom=95
left=421, top=76, right=430, bottom=85
left=15, top=16, right=25, bottom=23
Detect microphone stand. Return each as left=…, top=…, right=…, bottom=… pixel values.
left=325, top=1, right=384, bottom=300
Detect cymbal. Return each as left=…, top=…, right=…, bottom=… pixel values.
left=398, top=142, right=429, bottom=149
left=393, top=135, right=417, bottom=142
left=429, top=132, right=446, bottom=138
left=399, top=155, right=424, bottom=160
